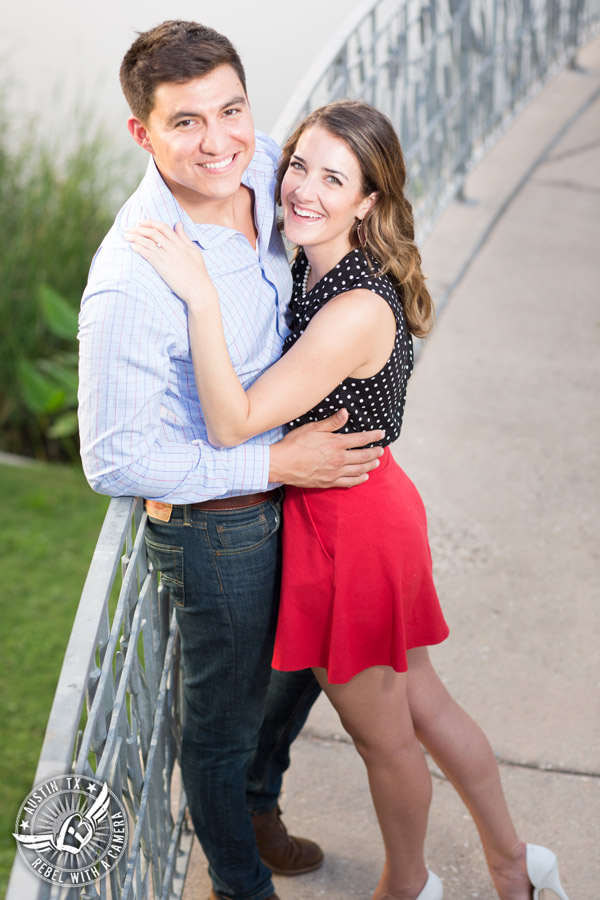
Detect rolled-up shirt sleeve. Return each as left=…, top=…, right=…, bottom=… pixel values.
left=78, top=279, right=270, bottom=503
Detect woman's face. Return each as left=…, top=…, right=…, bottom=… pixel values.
left=280, top=125, right=376, bottom=262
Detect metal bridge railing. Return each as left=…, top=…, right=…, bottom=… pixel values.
left=6, top=2, right=600, bottom=899
left=271, top=0, right=600, bottom=242
left=6, top=498, right=192, bottom=900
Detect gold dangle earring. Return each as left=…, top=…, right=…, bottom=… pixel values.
left=357, top=219, right=367, bottom=249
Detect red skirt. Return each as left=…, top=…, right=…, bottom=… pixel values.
left=272, top=447, right=449, bottom=683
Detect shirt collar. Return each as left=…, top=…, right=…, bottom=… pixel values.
left=137, top=139, right=273, bottom=252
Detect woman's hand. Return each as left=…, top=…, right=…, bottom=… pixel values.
left=124, top=220, right=216, bottom=309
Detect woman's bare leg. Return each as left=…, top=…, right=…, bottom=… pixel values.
left=312, top=665, right=431, bottom=900
left=406, top=647, right=532, bottom=900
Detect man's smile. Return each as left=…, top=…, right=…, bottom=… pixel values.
left=198, top=153, right=238, bottom=171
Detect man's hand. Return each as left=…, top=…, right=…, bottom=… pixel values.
left=269, top=409, right=384, bottom=489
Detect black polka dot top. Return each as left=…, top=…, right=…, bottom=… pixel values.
left=283, top=248, right=414, bottom=448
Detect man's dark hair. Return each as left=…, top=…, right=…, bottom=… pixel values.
left=120, top=20, right=247, bottom=122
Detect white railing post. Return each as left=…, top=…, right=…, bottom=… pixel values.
left=6, top=498, right=193, bottom=900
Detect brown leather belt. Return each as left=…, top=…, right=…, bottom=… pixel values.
left=145, top=490, right=279, bottom=522
left=190, top=489, right=279, bottom=511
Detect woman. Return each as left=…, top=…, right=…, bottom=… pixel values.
left=125, top=100, right=570, bottom=900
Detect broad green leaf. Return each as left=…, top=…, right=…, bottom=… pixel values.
left=38, top=283, right=79, bottom=340
left=47, top=411, right=79, bottom=439
left=37, top=358, right=79, bottom=400
left=17, top=358, right=65, bottom=414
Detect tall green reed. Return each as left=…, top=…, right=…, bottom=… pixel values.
left=0, top=95, right=136, bottom=460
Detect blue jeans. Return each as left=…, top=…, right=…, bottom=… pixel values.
left=145, top=494, right=320, bottom=900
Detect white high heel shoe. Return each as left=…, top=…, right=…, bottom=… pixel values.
left=526, top=844, right=570, bottom=900
left=379, top=870, right=443, bottom=900
left=416, top=870, right=443, bottom=900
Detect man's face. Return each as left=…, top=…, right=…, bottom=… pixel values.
left=129, top=64, right=255, bottom=216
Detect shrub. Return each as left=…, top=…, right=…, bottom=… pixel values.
left=0, top=95, right=135, bottom=460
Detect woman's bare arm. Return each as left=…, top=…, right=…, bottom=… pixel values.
left=125, top=220, right=393, bottom=447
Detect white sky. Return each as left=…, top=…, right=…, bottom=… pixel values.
left=2, top=0, right=363, bottom=162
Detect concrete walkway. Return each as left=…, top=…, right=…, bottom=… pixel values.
left=185, top=37, right=600, bottom=900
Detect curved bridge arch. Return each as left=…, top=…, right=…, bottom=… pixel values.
left=272, top=0, right=600, bottom=239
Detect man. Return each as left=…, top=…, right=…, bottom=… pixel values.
left=78, top=20, right=383, bottom=900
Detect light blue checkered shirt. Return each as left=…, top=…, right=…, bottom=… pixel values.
left=78, top=132, right=292, bottom=503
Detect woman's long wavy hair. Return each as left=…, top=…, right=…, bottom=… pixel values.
left=275, top=100, right=434, bottom=338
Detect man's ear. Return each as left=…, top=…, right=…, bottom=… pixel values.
left=128, top=117, right=154, bottom=154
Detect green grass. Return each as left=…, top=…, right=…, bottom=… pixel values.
left=0, top=461, right=109, bottom=895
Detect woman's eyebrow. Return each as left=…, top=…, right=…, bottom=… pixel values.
left=291, top=154, right=348, bottom=181
left=323, top=166, right=348, bottom=181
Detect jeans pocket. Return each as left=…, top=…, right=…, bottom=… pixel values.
left=145, top=536, right=185, bottom=608
left=208, top=503, right=280, bottom=554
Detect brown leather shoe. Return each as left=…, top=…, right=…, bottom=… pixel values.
left=251, top=805, right=324, bottom=876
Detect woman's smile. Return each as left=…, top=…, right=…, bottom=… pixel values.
left=281, top=125, right=376, bottom=272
